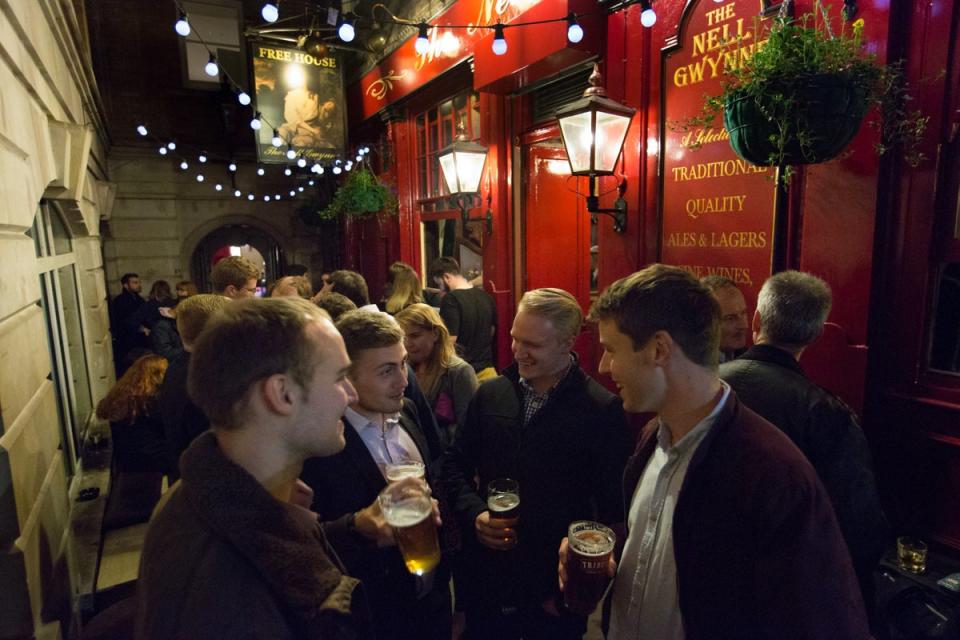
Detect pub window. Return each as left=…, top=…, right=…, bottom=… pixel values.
left=926, top=132, right=960, bottom=376
left=415, top=89, right=483, bottom=283
left=178, top=0, right=244, bottom=90
left=29, top=203, right=94, bottom=475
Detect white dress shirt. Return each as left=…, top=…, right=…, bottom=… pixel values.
left=345, top=407, right=423, bottom=478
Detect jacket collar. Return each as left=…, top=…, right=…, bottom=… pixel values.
left=738, top=343, right=805, bottom=376
left=180, top=433, right=359, bottom=633
left=502, top=352, right=584, bottom=393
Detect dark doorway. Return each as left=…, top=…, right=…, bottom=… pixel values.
left=190, top=224, right=283, bottom=293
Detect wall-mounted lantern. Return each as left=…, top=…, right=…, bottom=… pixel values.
left=437, top=120, right=493, bottom=232
left=555, top=63, right=635, bottom=233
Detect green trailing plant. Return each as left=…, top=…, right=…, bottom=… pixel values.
left=676, top=2, right=929, bottom=182
left=318, top=165, right=398, bottom=221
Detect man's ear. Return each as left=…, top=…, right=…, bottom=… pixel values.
left=260, top=374, right=296, bottom=416
left=752, top=309, right=762, bottom=342
left=651, top=330, right=673, bottom=365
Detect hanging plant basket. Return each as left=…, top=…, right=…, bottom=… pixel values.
left=724, top=73, right=868, bottom=166
left=318, top=166, right=398, bottom=221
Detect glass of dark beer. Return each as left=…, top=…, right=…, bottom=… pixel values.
left=564, top=521, right=616, bottom=616
left=378, top=481, right=441, bottom=575
left=487, top=478, right=520, bottom=520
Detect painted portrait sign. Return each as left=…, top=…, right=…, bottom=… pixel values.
left=252, top=43, right=346, bottom=163
left=660, top=0, right=777, bottom=302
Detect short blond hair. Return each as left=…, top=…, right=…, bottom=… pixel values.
left=211, top=256, right=259, bottom=293
left=270, top=275, right=313, bottom=299
left=175, top=294, right=231, bottom=348
left=518, top=288, right=583, bottom=343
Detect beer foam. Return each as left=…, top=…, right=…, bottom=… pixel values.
left=383, top=498, right=431, bottom=527
left=571, top=529, right=614, bottom=555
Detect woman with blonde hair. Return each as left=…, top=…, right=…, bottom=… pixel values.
left=384, top=261, right=424, bottom=314
left=396, top=303, right=478, bottom=441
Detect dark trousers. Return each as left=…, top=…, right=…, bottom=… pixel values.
left=464, top=602, right=586, bottom=640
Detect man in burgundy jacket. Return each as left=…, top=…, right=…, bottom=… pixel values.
left=562, top=264, right=871, bottom=640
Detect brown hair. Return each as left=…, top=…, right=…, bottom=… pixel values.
left=176, top=280, right=199, bottom=297
left=211, top=256, right=259, bottom=293
left=588, top=264, right=720, bottom=368
left=188, top=298, right=330, bottom=428
left=395, top=303, right=454, bottom=394
left=329, top=270, right=370, bottom=307
left=335, top=310, right=403, bottom=363
left=175, top=294, right=231, bottom=349
left=96, top=354, right=168, bottom=424
left=270, top=275, right=313, bottom=299
left=385, top=262, right=424, bottom=314
left=315, top=292, right=357, bottom=322
left=148, top=280, right=173, bottom=302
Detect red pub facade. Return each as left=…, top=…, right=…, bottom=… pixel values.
left=341, top=0, right=960, bottom=553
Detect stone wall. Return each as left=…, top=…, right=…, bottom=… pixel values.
left=0, top=0, right=113, bottom=636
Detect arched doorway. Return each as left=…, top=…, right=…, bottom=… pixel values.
left=189, top=224, right=284, bottom=294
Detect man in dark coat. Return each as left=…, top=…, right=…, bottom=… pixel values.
left=441, top=288, right=631, bottom=640
left=158, top=294, right=230, bottom=480
left=561, top=265, right=870, bottom=639
left=720, top=270, right=888, bottom=615
left=110, top=272, right=147, bottom=374
left=300, top=310, right=450, bottom=640
left=430, top=257, right=497, bottom=377
left=136, top=298, right=374, bottom=639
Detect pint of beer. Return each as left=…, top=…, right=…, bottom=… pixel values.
left=384, top=460, right=425, bottom=482
left=487, top=478, right=520, bottom=520
left=564, top=521, right=616, bottom=616
left=378, top=482, right=441, bottom=575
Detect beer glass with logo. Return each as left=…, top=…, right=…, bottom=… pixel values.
left=378, top=481, right=441, bottom=575
left=487, top=478, right=520, bottom=520
left=384, top=460, right=425, bottom=482
left=564, top=521, right=616, bottom=615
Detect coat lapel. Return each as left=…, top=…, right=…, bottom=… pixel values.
left=341, top=416, right=388, bottom=494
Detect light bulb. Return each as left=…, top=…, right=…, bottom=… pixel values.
left=338, top=15, right=355, bottom=42
left=290, top=190, right=296, bottom=197
left=297, top=157, right=307, bottom=168
left=298, top=186, right=304, bottom=192
left=311, top=163, right=321, bottom=173
left=158, top=147, right=168, bottom=155
left=492, top=24, right=507, bottom=55
left=264, top=195, right=270, bottom=201
left=308, top=180, right=315, bottom=186
left=167, top=141, right=176, bottom=150
left=567, top=14, right=583, bottom=43
left=272, top=130, right=282, bottom=147
left=174, top=12, right=190, bottom=37
left=228, top=163, right=237, bottom=172
left=356, top=155, right=362, bottom=162
left=415, top=23, right=430, bottom=55
left=196, top=174, right=204, bottom=182
left=640, top=4, right=657, bottom=27
left=284, top=168, right=292, bottom=176
left=234, top=189, right=242, bottom=197
left=257, top=167, right=265, bottom=176
left=345, top=161, right=353, bottom=171
left=317, top=166, right=324, bottom=175
left=261, top=2, right=279, bottom=23
left=198, top=153, right=207, bottom=163
left=248, top=194, right=255, bottom=200
left=250, top=112, right=262, bottom=130
left=204, top=54, right=219, bottom=77
left=274, top=195, right=281, bottom=200
left=136, top=124, right=148, bottom=136
left=180, top=161, right=188, bottom=170
left=333, top=166, right=342, bottom=175
left=215, top=184, right=223, bottom=191
left=286, top=146, right=297, bottom=160
left=364, top=146, right=371, bottom=153
left=237, top=91, right=251, bottom=106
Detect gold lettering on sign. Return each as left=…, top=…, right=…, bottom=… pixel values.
left=671, top=159, right=770, bottom=181
left=365, top=70, right=409, bottom=101
left=666, top=231, right=768, bottom=248
left=685, top=195, right=748, bottom=219
left=678, top=264, right=754, bottom=285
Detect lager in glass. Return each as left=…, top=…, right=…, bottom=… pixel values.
left=564, top=521, right=616, bottom=615
left=379, top=483, right=441, bottom=575
left=487, top=478, right=520, bottom=520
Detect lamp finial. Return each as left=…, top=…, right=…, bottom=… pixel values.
left=584, top=63, right=607, bottom=98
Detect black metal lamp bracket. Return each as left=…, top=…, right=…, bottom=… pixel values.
left=586, top=175, right=628, bottom=234
left=456, top=193, right=493, bottom=234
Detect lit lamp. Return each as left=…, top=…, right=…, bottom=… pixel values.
left=437, top=121, right=493, bottom=232
left=555, top=64, right=635, bottom=233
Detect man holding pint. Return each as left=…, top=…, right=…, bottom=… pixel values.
left=441, top=288, right=631, bottom=639
left=300, top=310, right=450, bottom=640
left=560, top=265, right=870, bottom=638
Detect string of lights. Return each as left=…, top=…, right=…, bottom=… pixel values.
left=132, top=123, right=374, bottom=202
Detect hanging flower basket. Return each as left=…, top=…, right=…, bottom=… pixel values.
left=724, top=73, right=869, bottom=166
left=318, top=166, right=398, bottom=221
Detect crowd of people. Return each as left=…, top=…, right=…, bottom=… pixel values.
left=102, top=256, right=887, bottom=640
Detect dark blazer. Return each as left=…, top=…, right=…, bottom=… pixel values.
left=620, top=390, right=871, bottom=639
left=720, top=344, right=889, bottom=608
left=300, top=399, right=450, bottom=640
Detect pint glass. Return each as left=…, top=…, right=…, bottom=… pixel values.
left=384, top=460, right=425, bottom=482
left=564, top=521, right=616, bottom=615
left=378, top=482, right=440, bottom=575
left=487, top=478, right=520, bottom=520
